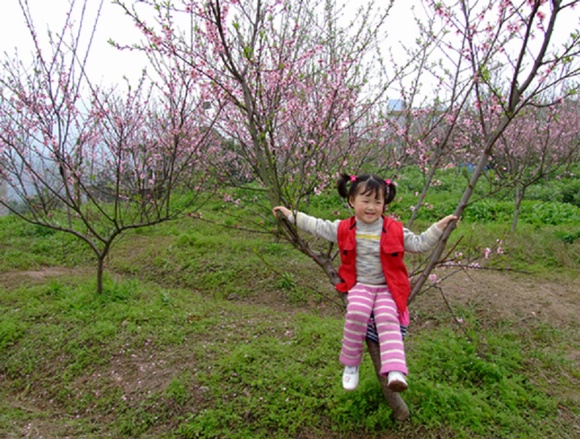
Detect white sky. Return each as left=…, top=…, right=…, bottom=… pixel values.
left=0, top=0, right=423, bottom=85
left=0, top=0, right=145, bottom=84
left=0, top=0, right=578, bottom=86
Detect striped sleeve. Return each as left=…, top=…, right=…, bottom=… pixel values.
left=288, top=212, right=341, bottom=243
left=403, top=223, right=443, bottom=253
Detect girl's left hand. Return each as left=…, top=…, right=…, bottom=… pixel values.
left=436, top=215, right=458, bottom=231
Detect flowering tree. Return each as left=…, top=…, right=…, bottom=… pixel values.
left=408, top=0, right=580, bottom=301
left=114, top=0, right=411, bottom=278
left=114, top=0, right=580, bottom=418
left=383, top=12, right=479, bottom=226
left=492, top=97, right=580, bottom=231
left=0, top=0, right=219, bottom=293
left=115, top=0, right=424, bottom=418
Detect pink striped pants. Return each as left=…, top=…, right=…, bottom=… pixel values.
left=340, top=283, right=408, bottom=376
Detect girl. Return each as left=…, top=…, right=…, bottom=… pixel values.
left=273, top=173, right=457, bottom=392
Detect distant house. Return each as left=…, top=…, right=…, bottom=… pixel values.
left=387, top=99, right=407, bottom=127
left=387, top=98, right=406, bottom=113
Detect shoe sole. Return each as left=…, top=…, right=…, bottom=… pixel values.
left=387, top=380, right=408, bottom=392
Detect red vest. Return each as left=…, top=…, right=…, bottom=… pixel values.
left=336, top=216, right=411, bottom=315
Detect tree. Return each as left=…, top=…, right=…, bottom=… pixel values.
left=116, top=0, right=422, bottom=418
left=492, top=98, right=580, bottom=231
left=116, top=0, right=580, bottom=419
left=0, top=0, right=219, bottom=293
left=409, top=0, right=580, bottom=300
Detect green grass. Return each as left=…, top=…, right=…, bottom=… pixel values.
left=408, top=320, right=562, bottom=438
left=1, top=173, right=579, bottom=438
left=1, top=268, right=577, bottom=438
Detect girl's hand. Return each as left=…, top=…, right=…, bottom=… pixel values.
left=272, top=206, right=292, bottom=218
left=436, top=214, right=458, bottom=231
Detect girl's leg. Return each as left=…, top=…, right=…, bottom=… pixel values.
left=340, top=284, right=375, bottom=367
left=373, top=289, right=408, bottom=376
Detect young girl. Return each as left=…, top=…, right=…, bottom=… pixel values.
left=273, top=173, right=457, bottom=392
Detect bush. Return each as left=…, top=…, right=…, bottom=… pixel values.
left=526, top=173, right=580, bottom=207
left=462, top=199, right=513, bottom=223
left=519, top=200, right=580, bottom=225
left=561, top=179, right=580, bottom=207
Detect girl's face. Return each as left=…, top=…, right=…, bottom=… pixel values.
left=349, top=187, right=385, bottom=224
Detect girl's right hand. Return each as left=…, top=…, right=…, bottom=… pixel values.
left=272, top=206, right=292, bottom=218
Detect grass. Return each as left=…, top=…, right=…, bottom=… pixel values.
left=1, top=271, right=577, bottom=438
left=1, top=181, right=579, bottom=438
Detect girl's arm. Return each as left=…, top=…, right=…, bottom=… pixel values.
left=272, top=206, right=340, bottom=243
left=404, top=214, right=458, bottom=253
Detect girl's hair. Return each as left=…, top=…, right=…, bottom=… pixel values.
left=337, top=173, right=396, bottom=208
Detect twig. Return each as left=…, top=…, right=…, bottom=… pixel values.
left=252, top=247, right=344, bottom=311
left=435, top=285, right=473, bottom=342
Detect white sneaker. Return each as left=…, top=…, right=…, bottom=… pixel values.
left=387, top=371, right=408, bottom=392
left=342, top=366, right=359, bottom=391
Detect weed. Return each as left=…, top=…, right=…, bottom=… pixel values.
left=277, top=272, right=297, bottom=290
left=0, top=316, right=26, bottom=352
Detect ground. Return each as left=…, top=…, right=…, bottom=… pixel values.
left=414, top=269, right=579, bottom=326
left=2, top=265, right=577, bottom=326
left=3, top=266, right=578, bottom=384
left=1, top=267, right=578, bottom=438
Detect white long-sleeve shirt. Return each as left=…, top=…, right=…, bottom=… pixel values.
left=288, top=212, right=443, bottom=285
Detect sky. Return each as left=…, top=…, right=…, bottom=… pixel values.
left=0, top=0, right=424, bottom=85
left=0, top=0, right=578, bottom=85
left=0, top=0, right=145, bottom=84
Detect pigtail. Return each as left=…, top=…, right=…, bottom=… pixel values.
left=384, top=179, right=397, bottom=205
left=337, top=173, right=352, bottom=198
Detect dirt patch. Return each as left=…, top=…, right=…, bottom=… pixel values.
left=413, top=269, right=579, bottom=326
left=0, top=267, right=91, bottom=290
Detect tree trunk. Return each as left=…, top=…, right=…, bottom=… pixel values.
left=366, top=338, right=410, bottom=421
left=511, top=185, right=524, bottom=233
left=97, top=255, right=105, bottom=294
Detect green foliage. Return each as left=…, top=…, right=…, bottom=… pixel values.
left=409, top=320, right=557, bottom=438
left=555, top=229, right=580, bottom=244
left=526, top=174, right=580, bottom=207
left=451, top=199, right=580, bottom=226
left=520, top=200, right=579, bottom=225
left=392, top=166, right=580, bottom=227
left=0, top=316, right=26, bottom=352
left=0, top=216, right=95, bottom=271
left=462, top=199, right=513, bottom=223
left=0, top=167, right=578, bottom=438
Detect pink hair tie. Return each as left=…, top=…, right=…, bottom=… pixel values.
left=385, top=179, right=392, bottom=185
left=350, top=175, right=357, bottom=182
